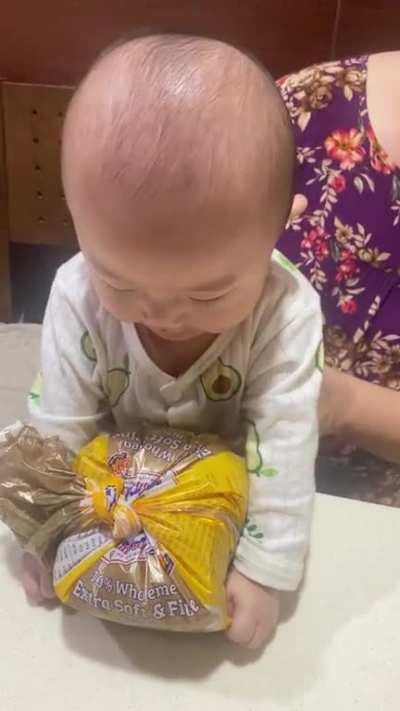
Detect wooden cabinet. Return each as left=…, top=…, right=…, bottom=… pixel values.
left=2, top=83, right=74, bottom=247
left=0, top=1, right=399, bottom=320
left=0, top=85, right=11, bottom=321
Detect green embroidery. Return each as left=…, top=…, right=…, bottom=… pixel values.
left=245, top=420, right=278, bottom=477
left=274, top=250, right=298, bottom=275
left=245, top=518, right=264, bottom=541
left=81, top=330, right=97, bottom=362
left=29, top=372, right=42, bottom=406
left=316, top=339, right=324, bottom=372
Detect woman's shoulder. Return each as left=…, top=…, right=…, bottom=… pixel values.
left=277, top=56, right=368, bottom=141
left=367, top=52, right=400, bottom=168
left=368, top=50, right=400, bottom=77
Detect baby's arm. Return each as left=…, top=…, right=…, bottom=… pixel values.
left=227, top=282, right=323, bottom=648
left=24, top=266, right=111, bottom=602
left=29, top=267, right=110, bottom=453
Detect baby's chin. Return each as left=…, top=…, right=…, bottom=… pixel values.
left=140, top=324, right=212, bottom=343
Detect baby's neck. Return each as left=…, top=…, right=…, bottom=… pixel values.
left=136, top=325, right=217, bottom=377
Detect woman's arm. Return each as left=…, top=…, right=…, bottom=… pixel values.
left=320, top=53, right=400, bottom=464
left=320, top=367, right=400, bottom=464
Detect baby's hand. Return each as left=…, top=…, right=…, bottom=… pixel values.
left=21, top=552, right=55, bottom=604
left=225, top=568, right=280, bottom=649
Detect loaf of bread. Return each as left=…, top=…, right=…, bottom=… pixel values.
left=0, top=421, right=248, bottom=632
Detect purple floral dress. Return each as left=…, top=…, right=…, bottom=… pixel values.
left=278, top=55, right=400, bottom=386
left=277, top=56, right=400, bottom=506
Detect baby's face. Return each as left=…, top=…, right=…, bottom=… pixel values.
left=69, top=182, right=274, bottom=341
left=62, top=36, right=294, bottom=342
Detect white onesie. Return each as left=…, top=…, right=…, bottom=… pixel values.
left=29, top=249, right=323, bottom=591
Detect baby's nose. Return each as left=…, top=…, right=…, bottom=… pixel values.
left=140, top=294, right=184, bottom=324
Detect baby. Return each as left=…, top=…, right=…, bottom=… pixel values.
left=25, top=34, right=322, bottom=649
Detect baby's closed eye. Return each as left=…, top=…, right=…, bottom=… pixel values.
left=189, top=289, right=233, bottom=304
left=190, top=295, right=225, bottom=303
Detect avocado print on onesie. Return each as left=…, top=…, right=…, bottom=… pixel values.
left=200, top=357, right=242, bottom=401
left=81, top=330, right=130, bottom=408
left=245, top=420, right=278, bottom=478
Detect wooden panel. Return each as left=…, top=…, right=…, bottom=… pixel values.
left=334, top=0, right=400, bottom=58
left=3, top=83, right=75, bottom=246
left=0, top=84, right=11, bottom=320
left=0, top=1, right=338, bottom=84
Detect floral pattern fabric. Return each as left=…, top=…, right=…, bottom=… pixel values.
left=277, top=56, right=400, bottom=506
left=277, top=55, right=400, bottom=390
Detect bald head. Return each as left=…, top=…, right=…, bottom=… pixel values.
left=62, top=33, right=294, bottom=242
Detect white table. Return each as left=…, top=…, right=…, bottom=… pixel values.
left=1, top=493, right=399, bottom=711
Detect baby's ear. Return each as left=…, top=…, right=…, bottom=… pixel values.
left=288, top=193, right=308, bottom=221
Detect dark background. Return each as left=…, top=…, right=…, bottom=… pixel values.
left=1, top=0, right=399, bottom=321
left=2, top=1, right=400, bottom=86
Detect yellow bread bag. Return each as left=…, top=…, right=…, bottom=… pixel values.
left=0, top=421, right=248, bottom=631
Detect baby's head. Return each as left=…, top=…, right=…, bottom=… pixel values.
left=62, top=33, right=294, bottom=340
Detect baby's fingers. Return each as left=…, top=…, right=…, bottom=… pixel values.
left=21, top=553, right=55, bottom=603
left=226, top=608, right=257, bottom=648
left=40, top=568, right=56, bottom=600
left=21, top=553, right=44, bottom=604
left=246, top=618, right=276, bottom=650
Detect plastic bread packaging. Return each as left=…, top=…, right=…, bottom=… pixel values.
left=0, top=421, right=248, bottom=632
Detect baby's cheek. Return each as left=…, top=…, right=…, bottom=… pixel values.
left=95, top=285, right=139, bottom=323
left=195, top=300, right=250, bottom=333
left=214, top=291, right=261, bottom=331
